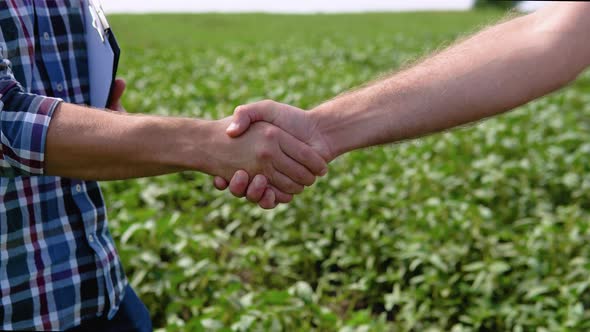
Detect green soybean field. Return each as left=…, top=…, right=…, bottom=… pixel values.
left=103, top=11, right=590, bottom=331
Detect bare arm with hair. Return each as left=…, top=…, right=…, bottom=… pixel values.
left=217, top=2, right=590, bottom=205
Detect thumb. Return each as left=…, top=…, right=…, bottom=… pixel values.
left=226, top=101, right=278, bottom=138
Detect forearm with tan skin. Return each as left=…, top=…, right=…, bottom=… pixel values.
left=46, top=102, right=200, bottom=179
left=44, top=80, right=327, bottom=209
left=218, top=2, right=590, bottom=205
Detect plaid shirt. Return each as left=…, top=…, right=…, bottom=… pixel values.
left=0, top=1, right=127, bottom=330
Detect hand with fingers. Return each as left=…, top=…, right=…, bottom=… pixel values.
left=210, top=116, right=328, bottom=209
left=214, top=100, right=334, bottom=208
left=106, top=83, right=321, bottom=209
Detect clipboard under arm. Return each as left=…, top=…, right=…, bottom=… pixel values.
left=85, top=0, right=121, bottom=108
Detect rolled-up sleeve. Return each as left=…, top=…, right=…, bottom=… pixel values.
left=0, top=58, right=61, bottom=178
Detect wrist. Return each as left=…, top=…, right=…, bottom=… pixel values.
left=308, top=102, right=350, bottom=161
left=165, top=118, right=221, bottom=175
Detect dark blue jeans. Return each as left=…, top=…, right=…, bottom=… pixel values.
left=68, top=285, right=153, bottom=332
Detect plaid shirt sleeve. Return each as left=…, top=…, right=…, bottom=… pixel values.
left=0, top=57, right=62, bottom=178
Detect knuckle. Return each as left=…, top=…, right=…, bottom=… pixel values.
left=263, top=127, right=279, bottom=139
left=261, top=99, right=274, bottom=107
left=234, top=105, right=248, bottom=115
left=256, top=148, right=273, bottom=161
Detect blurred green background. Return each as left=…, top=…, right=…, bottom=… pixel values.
left=104, top=9, right=590, bottom=331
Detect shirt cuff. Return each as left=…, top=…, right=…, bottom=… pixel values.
left=0, top=88, right=62, bottom=177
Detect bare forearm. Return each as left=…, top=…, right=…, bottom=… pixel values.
left=45, top=103, right=211, bottom=180
left=44, top=102, right=326, bottom=197
left=311, top=4, right=590, bottom=159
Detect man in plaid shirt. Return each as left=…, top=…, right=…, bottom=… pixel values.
left=0, top=1, right=328, bottom=330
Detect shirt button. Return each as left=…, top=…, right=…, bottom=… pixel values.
left=56, top=83, right=64, bottom=92
left=88, top=234, right=94, bottom=243
left=75, top=184, right=82, bottom=192
left=43, top=32, right=50, bottom=41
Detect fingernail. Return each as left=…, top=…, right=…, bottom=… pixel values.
left=319, top=168, right=328, bottom=176
left=227, top=123, right=238, bottom=132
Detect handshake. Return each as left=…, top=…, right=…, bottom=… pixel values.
left=104, top=3, right=570, bottom=207
left=209, top=100, right=335, bottom=210
left=105, top=0, right=586, bottom=212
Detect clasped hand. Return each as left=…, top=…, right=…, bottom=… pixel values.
left=214, top=100, right=333, bottom=209
left=108, top=80, right=327, bottom=208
